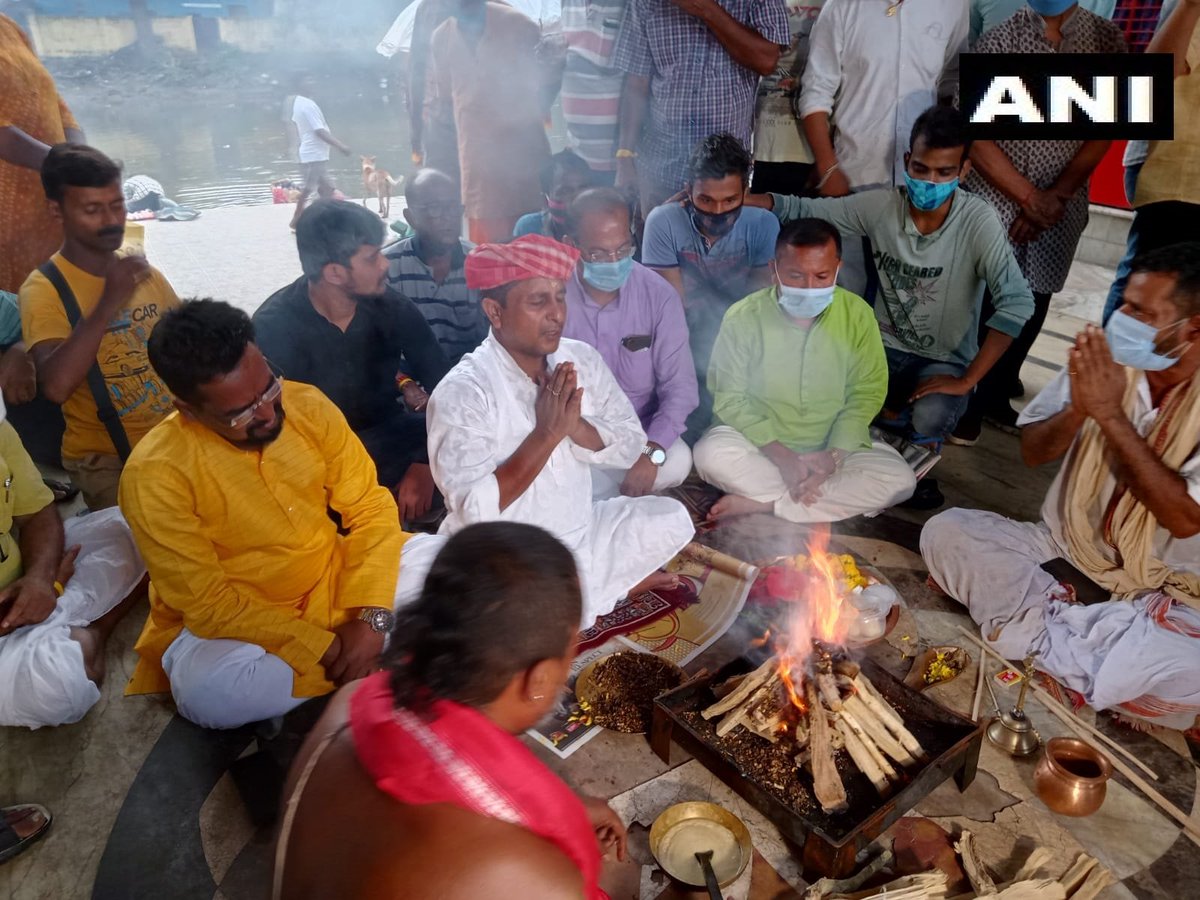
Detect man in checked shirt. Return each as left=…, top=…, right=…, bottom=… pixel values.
left=611, top=0, right=791, bottom=216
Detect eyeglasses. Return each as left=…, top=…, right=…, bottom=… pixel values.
left=407, top=203, right=464, bottom=222
left=223, top=376, right=283, bottom=429
left=579, top=242, right=636, bottom=264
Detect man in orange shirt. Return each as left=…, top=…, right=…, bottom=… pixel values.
left=120, top=300, right=443, bottom=729
left=19, top=144, right=179, bottom=510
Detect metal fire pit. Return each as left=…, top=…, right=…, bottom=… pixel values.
left=652, top=655, right=985, bottom=878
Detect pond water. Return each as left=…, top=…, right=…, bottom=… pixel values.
left=69, top=74, right=409, bottom=209
left=68, top=73, right=568, bottom=210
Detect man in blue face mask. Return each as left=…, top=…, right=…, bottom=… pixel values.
left=693, top=218, right=916, bottom=523
left=642, top=133, right=780, bottom=439
left=922, top=243, right=1200, bottom=732
left=746, top=106, right=1035, bottom=506
left=563, top=188, right=699, bottom=498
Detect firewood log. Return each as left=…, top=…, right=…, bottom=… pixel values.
left=702, top=658, right=775, bottom=719
left=715, top=671, right=780, bottom=737
left=805, top=679, right=848, bottom=813
left=843, top=694, right=917, bottom=767
left=712, top=672, right=746, bottom=700
left=837, top=707, right=899, bottom=780
left=833, top=658, right=861, bottom=680
left=853, top=674, right=927, bottom=759
left=817, top=671, right=843, bottom=711
left=835, top=718, right=890, bottom=794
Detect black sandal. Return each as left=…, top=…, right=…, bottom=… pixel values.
left=0, top=804, right=53, bottom=865
left=43, top=479, right=79, bottom=504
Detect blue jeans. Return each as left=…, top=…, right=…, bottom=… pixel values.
left=1101, top=163, right=1142, bottom=324
left=881, top=348, right=971, bottom=446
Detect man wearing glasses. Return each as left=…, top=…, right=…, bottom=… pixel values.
left=562, top=188, right=698, bottom=498
left=119, top=299, right=443, bottom=729
left=385, top=168, right=488, bottom=367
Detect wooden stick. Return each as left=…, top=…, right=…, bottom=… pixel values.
left=843, top=694, right=916, bottom=767
left=835, top=718, right=890, bottom=794
left=955, top=626, right=1159, bottom=782
left=972, top=653, right=987, bottom=722
left=702, top=658, right=774, bottom=719
left=838, top=707, right=899, bottom=780
left=805, top=678, right=848, bottom=813
left=853, top=674, right=926, bottom=758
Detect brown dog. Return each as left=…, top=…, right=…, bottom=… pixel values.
left=361, top=156, right=403, bottom=218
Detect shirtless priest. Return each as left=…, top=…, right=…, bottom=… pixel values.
left=426, top=235, right=695, bottom=627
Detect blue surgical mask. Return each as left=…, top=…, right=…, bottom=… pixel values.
left=1104, top=311, right=1189, bottom=371
left=904, top=173, right=959, bottom=211
left=777, top=275, right=837, bottom=320
left=581, top=256, right=634, bottom=292
left=1028, top=0, right=1076, bottom=16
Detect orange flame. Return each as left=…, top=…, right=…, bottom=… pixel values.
left=771, top=525, right=854, bottom=712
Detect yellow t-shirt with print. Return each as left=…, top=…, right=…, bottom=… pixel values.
left=0, top=421, right=55, bottom=588
left=18, top=252, right=180, bottom=461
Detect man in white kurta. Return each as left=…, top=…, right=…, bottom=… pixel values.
left=921, top=247, right=1200, bottom=729
left=427, top=235, right=696, bottom=627
left=0, top=396, right=147, bottom=728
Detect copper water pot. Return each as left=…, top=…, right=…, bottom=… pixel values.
left=1033, top=738, right=1113, bottom=817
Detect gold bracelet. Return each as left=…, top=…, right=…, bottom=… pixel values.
left=615, top=148, right=638, bottom=159
left=53, top=581, right=65, bottom=597
left=396, top=376, right=415, bottom=390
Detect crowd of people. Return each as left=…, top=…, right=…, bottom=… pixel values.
left=0, top=0, right=1199, bottom=890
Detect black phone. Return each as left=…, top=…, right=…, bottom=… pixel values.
left=621, top=334, right=652, bottom=352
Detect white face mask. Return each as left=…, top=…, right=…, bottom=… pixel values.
left=776, top=268, right=839, bottom=319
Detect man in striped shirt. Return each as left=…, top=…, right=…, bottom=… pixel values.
left=386, top=169, right=489, bottom=367
left=556, top=0, right=629, bottom=182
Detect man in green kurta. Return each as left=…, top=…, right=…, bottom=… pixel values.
left=693, top=218, right=916, bottom=522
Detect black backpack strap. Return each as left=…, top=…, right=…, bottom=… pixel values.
left=37, top=261, right=133, bottom=462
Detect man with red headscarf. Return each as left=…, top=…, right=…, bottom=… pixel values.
left=426, top=235, right=695, bottom=628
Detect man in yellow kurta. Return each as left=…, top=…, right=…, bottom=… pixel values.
left=120, top=299, right=444, bottom=729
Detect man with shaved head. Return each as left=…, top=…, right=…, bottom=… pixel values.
left=385, top=168, right=487, bottom=366
left=426, top=234, right=695, bottom=628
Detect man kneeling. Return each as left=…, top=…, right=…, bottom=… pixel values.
left=120, top=300, right=443, bottom=729
left=273, top=522, right=625, bottom=899
left=695, top=219, right=916, bottom=522
left=922, top=245, right=1200, bottom=730
left=427, top=235, right=695, bottom=627
left=0, top=397, right=146, bottom=728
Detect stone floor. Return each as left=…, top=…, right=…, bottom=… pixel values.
left=3, top=204, right=1195, bottom=899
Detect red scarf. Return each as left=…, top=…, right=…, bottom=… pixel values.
left=349, top=672, right=605, bottom=899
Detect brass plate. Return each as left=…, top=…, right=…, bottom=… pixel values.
left=575, top=651, right=683, bottom=735
left=648, top=802, right=752, bottom=887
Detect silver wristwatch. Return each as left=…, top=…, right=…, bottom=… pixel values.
left=642, top=443, right=667, bottom=466
left=358, top=607, right=395, bottom=634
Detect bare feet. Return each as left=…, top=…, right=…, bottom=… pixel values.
left=628, top=570, right=680, bottom=598
left=708, top=494, right=772, bottom=520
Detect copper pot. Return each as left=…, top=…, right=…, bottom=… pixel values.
left=1033, top=738, right=1113, bottom=817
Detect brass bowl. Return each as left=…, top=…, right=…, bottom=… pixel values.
left=1033, top=738, right=1113, bottom=817
left=648, top=802, right=753, bottom=888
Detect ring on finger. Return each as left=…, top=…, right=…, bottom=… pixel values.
left=552, top=389, right=561, bottom=396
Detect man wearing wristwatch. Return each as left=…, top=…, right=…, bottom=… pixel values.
left=562, top=189, right=699, bottom=498
left=121, top=300, right=445, bottom=730
left=694, top=218, right=916, bottom=522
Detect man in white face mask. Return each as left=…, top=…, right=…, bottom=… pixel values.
left=922, top=243, right=1200, bottom=730
left=693, top=218, right=916, bottom=523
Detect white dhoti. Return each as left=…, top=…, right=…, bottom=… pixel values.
left=162, top=532, right=446, bottom=730
left=922, top=508, right=1200, bottom=729
left=591, top=437, right=693, bottom=500
left=693, top=426, right=916, bottom=523
left=0, top=507, right=147, bottom=729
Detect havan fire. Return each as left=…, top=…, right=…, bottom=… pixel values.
left=701, top=531, right=927, bottom=814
